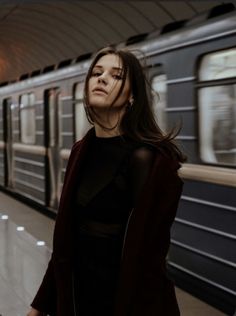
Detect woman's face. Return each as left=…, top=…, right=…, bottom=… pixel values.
left=88, top=54, right=131, bottom=109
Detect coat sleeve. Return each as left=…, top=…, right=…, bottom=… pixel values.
left=114, top=152, right=183, bottom=316
left=132, top=155, right=183, bottom=315
left=30, top=141, right=82, bottom=314
left=31, top=257, right=57, bottom=315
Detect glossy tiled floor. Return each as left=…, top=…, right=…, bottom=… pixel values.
left=0, top=191, right=226, bottom=316
left=0, top=214, right=51, bottom=316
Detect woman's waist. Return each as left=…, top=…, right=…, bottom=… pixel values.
left=77, top=204, right=132, bottom=223
left=78, top=220, right=125, bottom=238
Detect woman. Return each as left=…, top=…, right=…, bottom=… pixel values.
left=27, top=47, right=185, bottom=316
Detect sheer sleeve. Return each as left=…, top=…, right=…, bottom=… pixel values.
left=128, top=146, right=155, bottom=207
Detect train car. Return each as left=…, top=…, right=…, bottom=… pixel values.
left=0, top=4, right=235, bottom=315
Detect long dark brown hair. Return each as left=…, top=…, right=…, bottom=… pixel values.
left=83, top=47, right=186, bottom=163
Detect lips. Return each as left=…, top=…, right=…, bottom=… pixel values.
left=92, top=87, right=108, bottom=95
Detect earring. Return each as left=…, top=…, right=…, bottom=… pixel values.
left=129, top=97, right=134, bottom=107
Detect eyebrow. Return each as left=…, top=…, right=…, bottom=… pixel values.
left=93, top=65, right=123, bottom=71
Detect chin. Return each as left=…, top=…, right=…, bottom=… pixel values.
left=88, top=104, right=112, bottom=113
left=89, top=102, right=110, bottom=108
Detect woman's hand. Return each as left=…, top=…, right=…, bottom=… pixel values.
left=27, top=308, right=46, bottom=316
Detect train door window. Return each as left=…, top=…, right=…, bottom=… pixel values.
left=74, top=82, right=91, bottom=141
left=152, top=74, right=167, bottom=132
left=20, top=93, right=36, bottom=144
left=198, top=48, right=236, bottom=166
left=0, top=100, right=5, bottom=142
left=48, top=89, right=61, bottom=147
left=2, top=98, right=13, bottom=187
left=2, top=98, right=12, bottom=142
left=45, top=88, right=61, bottom=209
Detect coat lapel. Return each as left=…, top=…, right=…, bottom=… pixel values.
left=58, top=130, right=92, bottom=210
left=53, top=129, right=94, bottom=256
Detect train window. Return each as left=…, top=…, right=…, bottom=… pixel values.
left=198, top=49, right=236, bottom=166
left=74, top=82, right=91, bottom=141
left=20, top=93, right=36, bottom=144
left=199, top=48, right=236, bottom=81
left=152, top=74, right=167, bottom=132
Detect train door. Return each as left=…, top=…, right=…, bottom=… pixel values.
left=45, top=88, right=61, bottom=210
left=3, top=98, right=13, bottom=187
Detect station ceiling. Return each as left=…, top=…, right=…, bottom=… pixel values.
left=0, top=0, right=235, bottom=83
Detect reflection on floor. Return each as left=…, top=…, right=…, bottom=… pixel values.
left=0, top=212, right=51, bottom=316
left=0, top=192, right=227, bottom=316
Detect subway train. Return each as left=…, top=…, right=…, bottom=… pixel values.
left=0, top=3, right=235, bottom=315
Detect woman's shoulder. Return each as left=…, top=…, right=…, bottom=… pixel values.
left=130, top=141, right=181, bottom=172
left=130, top=143, right=155, bottom=166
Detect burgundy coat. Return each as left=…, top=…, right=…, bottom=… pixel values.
left=31, top=128, right=183, bottom=316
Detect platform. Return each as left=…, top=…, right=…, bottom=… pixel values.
left=0, top=191, right=226, bottom=316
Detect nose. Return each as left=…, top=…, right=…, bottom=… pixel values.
left=97, top=72, right=108, bottom=85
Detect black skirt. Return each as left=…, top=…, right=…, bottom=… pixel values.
left=74, top=233, right=123, bottom=316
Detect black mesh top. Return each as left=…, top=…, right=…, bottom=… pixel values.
left=73, top=133, right=155, bottom=315
left=75, top=133, right=155, bottom=237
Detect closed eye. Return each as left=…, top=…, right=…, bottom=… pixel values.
left=91, top=71, right=102, bottom=77
left=113, top=74, right=123, bottom=80
left=91, top=70, right=123, bottom=80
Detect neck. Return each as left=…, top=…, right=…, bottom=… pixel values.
left=94, top=124, right=122, bottom=138
left=92, top=107, right=126, bottom=138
